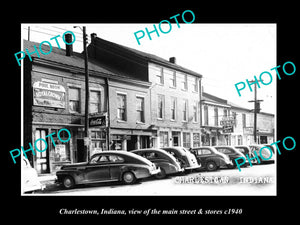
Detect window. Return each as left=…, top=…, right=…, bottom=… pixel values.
left=159, top=131, right=169, bottom=147
left=223, top=109, right=228, bottom=118
left=214, top=107, right=218, bottom=126
left=216, top=148, right=232, bottom=154
left=136, top=96, right=145, bottom=123
left=117, top=94, right=126, bottom=121
left=242, top=114, right=246, bottom=128
left=156, top=67, right=164, bottom=85
left=69, top=87, right=80, bottom=113
left=204, top=105, right=208, bottom=126
left=170, top=97, right=176, bottom=120
left=182, top=74, right=188, bottom=90
left=193, top=77, right=198, bottom=92
left=193, top=133, right=200, bottom=147
left=183, top=132, right=191, bottom=148
left=193, top=101, right=198, bottom=122
left=108, top=155, right=124, bottom=163
left=170, top=71, right=176, bottom=87
left=90, top=90, right=100, bottom=113
left=90, top=130, right=107, bottom=153
left=183, top=99, right=188, bottom=121
left=200, top=149, right=212, bottom=155
left=157, top=95, right=164, bottom=119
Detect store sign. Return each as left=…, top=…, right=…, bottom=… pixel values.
left=33, top=81, right=66, bottom=108
left=220, top=116, right=235, bottom=126
left=89, top=115, right=106, bottom=127
left=223, top=126, right=233, bottom=133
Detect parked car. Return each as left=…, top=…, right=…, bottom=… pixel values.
left=249, top=144, right=275, bottom=164
left=56, top=151, right=160, bottom=189
left=132, top=148, right=183, bottom=179
left=160, top=147, right=201, bottom=171
left=190, top=146, right=232, bottom=171
left=235, top=145, right=258, bottom=165
left=214, top=146, right=248, bottom=169
left=22, top=156, right=45, bottom=193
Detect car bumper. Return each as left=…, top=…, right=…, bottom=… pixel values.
left=150, top=168, right=161, bottom=175
left=185, top=164, right=201, bottom=170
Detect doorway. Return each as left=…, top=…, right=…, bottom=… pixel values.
left=172, top=131, right=180, bottom=146
left=34, top=129, right=50, bottom=174
left=77, top=139, right=85, bottom=162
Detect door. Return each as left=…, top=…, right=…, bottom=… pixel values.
left=77, top=139, right=85, bottom=162
left=84, top=155, right=110, bottom=182
left=35, top=129, right=49, bottom=174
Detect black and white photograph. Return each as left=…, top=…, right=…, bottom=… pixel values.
left=19, top=23, right=277, bottom=196
left=4, top=6, right=298, bottom=221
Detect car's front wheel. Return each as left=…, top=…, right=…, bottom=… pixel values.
left=122, top=171, right=136, bottom=184
left=62, top=176, right=75, bottom=189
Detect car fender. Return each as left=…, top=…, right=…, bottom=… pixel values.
left=204, top=157, right=220, bottom=166
left=56, top=170, right=84, bottom=184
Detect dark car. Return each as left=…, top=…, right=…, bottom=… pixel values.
left=190, top=147, right=232, bottom=171
left=56, top=151, right=160, bottom=189
left=132, top=148, right=183, bottom=179
left=235, top=145, right=258, bottom=165
left=161, top=147, right=201, bottom=171
left=214, top=146, right=248, bottom=169
left=249, top=144, right=275, bottom=164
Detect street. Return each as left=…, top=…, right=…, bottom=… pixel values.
left=34, top=163, right=276, bottom=196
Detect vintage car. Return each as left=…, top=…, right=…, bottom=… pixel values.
left=56, top=151, right=160, bottom=189
left=160, top=147, right=201, bottom=171
left=22, top=156, right=45, bottom=193
left=214, top=146, right=248, bottom=169
left=190, top=146, right=232, bottom=171
left=249, top=144, right=275, bottom=164
left=132, top=148, right=183, bottom=179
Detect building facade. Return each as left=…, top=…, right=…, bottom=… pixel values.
left=87, top=34, right=203, bottom=149
left=201, top=92, right=233, bottom=146
left=23, top=39, right=153, bottom=174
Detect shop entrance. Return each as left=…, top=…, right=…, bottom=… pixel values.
left=172, top=131, right=180, bottom=146
left=34, top=129, right=50, bottom=174
left=77, top=139, right=85, bottom=162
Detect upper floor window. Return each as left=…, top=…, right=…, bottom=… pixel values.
left=170, top=97, right=176, bottom=120
left=182, top=74, right=188, bottom=90
left=117, top=94, right=126, bottom=121
left=170, top=71, right=176, bottom=88
left=90, top=90, right=101, bottom=113
left=136, top=96, right=145, bottom=123
left=156, top=67, right=164, bottom=85
left=157, top=94, right=164, bottom=119
left=193, top=77, right=198, bottom=92
left=69, top=87, right=80, bottom=113
left=204, top=105, right=208, bottom=126
left=183, top=99, right=188, bottom=121
left=214, top=107, right=218, bottom=126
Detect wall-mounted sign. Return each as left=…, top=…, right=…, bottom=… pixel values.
left=33, top=81, right=66, bottom=108
left=223, top=126, right=233, bottom=133
left=89, top=115, right=106, bottom=127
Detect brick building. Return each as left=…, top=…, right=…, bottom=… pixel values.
left=87, top=34, right=203, bottom=149
left=23, top=38, right=152, bottom=174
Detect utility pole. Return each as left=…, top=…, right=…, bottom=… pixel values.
left=75, top=26, right=90, bottom=161
left=83, top=26, right=90, bottom=161
left=248, top=80, right=263, bottom=144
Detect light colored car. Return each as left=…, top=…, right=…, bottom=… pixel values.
left=249, top=144, right=275, bottom=164
left=132, top=148, right=184, bottom=178
left=161, top=147, right=201, bottom=171
left=56, top=151, right=160, bottom=189
left=22, top=156, right=44, bottom=193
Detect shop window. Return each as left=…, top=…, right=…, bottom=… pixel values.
left=159, top=131, right=169, bottom=147
left=117, top=94, right=126, bottom=121
left=193, top=133, right=200, bottom=147
left=69, top=87, right=80, bottom=113
left=90, top=130, right=107, bottom=155
left=183, top=132, right=191, bottom=148
left=90, top=90, right=101, bottom=113
left=51, top=129, right=71, bottom=162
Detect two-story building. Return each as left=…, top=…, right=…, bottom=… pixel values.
left=23, top=37, right=152, bottom=174
left=87, top=34, right=203, bottom=149
left=200, top=92, right=232, bottom=146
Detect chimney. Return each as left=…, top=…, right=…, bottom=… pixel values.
left=64, top=33, right=73, bottom=56
left=169, top=57, right=176, bottom=64
left=91, top=33, right=97, bottom=42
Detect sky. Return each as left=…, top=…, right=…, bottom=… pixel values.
left=21, top=23, right=276, bottom=114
